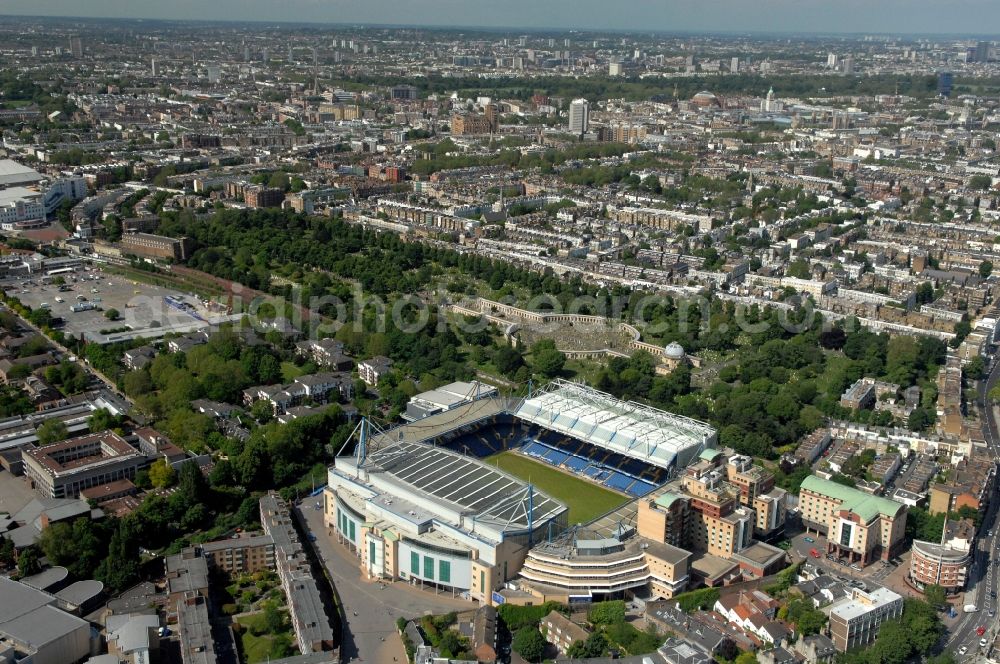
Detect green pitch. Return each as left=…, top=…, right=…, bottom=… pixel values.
left=485, top=450, right=628, bottom=526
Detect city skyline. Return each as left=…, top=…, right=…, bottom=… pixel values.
left=2, top=0, right=1000, bottom=36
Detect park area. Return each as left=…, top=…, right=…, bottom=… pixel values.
left=485, top=451, right=627, bottom=525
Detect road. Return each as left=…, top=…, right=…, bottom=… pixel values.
left=297, top=500, right=475, bottom=664
left=947, top=354, right=1000, bottom=661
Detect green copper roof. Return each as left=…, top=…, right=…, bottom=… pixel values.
left=655, top=492, right=683, bottom=508
left=800, top=475, right=905, bottom=522
left=699, top=448, right=723, bottom=461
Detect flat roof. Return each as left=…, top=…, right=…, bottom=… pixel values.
left=829, top=587, right=902, bottom=621
left=0, top=577, right=55, bottom=624
left=690, top=553, right=740, bottom=581
left=0, top=160, right=43, bottom=187
left=0, top=604, right=89, bottom=647
left=362, top=441, right=565, bottom=532
left=0, top=187, right=42, bottom=207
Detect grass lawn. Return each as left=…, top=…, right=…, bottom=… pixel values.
left=234, top=613, right=295, bottom=664
left=280, top=361, right=305, bottom=382
left=485, top=451, right=627, bottom=525
left=238, top=632, right=274, bottom=664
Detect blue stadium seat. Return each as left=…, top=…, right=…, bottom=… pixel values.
left=605, top=472, right=635, bottom=492
left=542, top=448, right=570, bottom=466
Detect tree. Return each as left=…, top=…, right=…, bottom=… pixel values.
left=176, top=461, right=209, bottom=510
left=494, top=345, right=524, bottom=376
left=588, top=600, right=625, bottom=625
left=97, top=518, right=141, bottom=592
left=148, top=459, right=177, bottom=488
left=923, top=584, right=947, bottom=610
left=37, top=518, right=106, bottom=579
left=512, top=627, right=546, bottom=663
left=970, top=175, right=993, bottom=191
left=567, top=631, right=608, bottom=658
left=980, top=260, right=994, bottom=279
left=16, top=546, right=41, bottom=578
left=36, top=419, right=68, bottom=445
left=124, top=370, right=154, bottom=396
left=88, top=408, right=117, bottom=433
left=926, top=654, right=957, bottom=664
left=263, top=601, right=285, bottom=633
left=0, top=537, right=15, bottom=569
left=965, top=356, right=985, bottom=380
left=786, top=597, right=827, bottom=635
left=908, top=406, right=934, bottom=432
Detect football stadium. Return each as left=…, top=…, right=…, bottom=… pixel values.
left=324, top=379, right=717, bottom=605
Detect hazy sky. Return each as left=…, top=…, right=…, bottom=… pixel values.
left=2, top=0, right=998, bottom=35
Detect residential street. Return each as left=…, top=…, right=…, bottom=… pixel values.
left=297, top=500, right=475, bottom=663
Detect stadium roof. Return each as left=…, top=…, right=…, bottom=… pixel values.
left=363, top=441, right=565, bottom=532
left=0, top=160, right=43, bottom=188
left=514, top=380, right=716, bottom=470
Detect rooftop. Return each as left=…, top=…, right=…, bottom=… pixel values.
left=515, top=379, right=716, bottom=470
left=358, top=441, right=565, bottom=532
left=829, top=586, right=902, bottom=622
left=800, top=475, right=905, bottom=522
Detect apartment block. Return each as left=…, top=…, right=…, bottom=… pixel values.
left=827, top=587, right=903, bottom=651
left=799, top=475, right=907, bottom=567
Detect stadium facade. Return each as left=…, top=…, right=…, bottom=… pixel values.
left=324, top=380, right=722, bottom=606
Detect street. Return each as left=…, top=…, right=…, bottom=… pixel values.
left=946, top=353, right=1000, bottom=661
left=296, top=500, right=475, bottom=664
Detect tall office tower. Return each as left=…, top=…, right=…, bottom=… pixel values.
left=207, top=64, right=221, bottom=84
left=518, top=35, right=527, bottom=46
left=55, top=46, right=62, bottom=56
left=976, top=41, right=990, bottom=63
left=243, top=45, right=250, bottom=61
left=827, top=52, right=838, bottom=68
left=609, top=62, right=622, bottom=76
left=288, top=45, right=294, bottom=61
left=568, top=98, right=590, bottom=135
left=730, top=57, right=739, bottom=72
left=262, top=48, right=269, bottom=62
left=564, top=38, right=571, bottom=47
left=842, top=55, right=855, bottom=75
left=548, top=38, right=555, bottom=48
left=937, top=71, right=954, bottom=98
left=69, top=36, right=83, bottom=58
left=30, top=46, right=38, bottom=57
left=151, top=58, right=159, bottom=76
